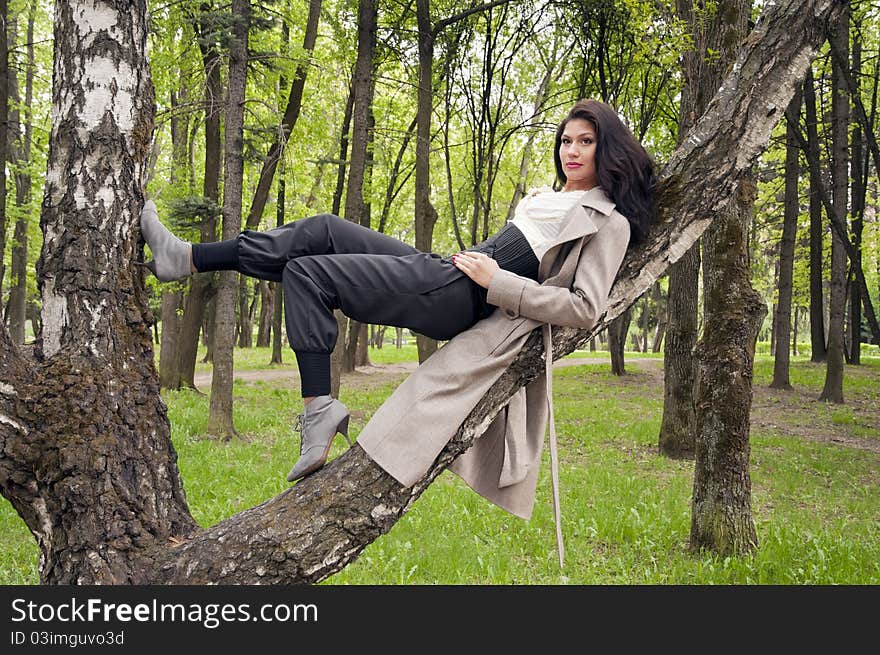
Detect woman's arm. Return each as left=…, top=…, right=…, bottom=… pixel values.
left=484, top=213, right=630, bottom=329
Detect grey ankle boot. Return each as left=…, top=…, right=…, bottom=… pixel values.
left=139, top=199, right=193, bottom=281
left=286, top=396, right=352, bottom=483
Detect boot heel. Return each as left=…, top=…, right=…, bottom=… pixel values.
left=338, top=415, right=352, bottom=446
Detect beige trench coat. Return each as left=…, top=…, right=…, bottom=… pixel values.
left=357, top=186, right=631, bottom=529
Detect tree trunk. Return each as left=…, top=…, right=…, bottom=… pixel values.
left=257, top=281, right=273, bottom=348
left=158, top=85, right=189, bottom=390
left=690, top=173, right=764, bottom=556
left=237, top=278, right=254, bottom=348
left=1, top=0, right=197, bottom=583
left=770, top=89, right=803, bottom=390
left=0, top=0, right=9, bottom=293
left=7, top=1, right=35, bottom=345
left=848, top=30, right=863, bottom=364
left=335, top=0, right=377, bottom=379
left=819, top=7, right=849, bottom=403
left=415, top=0, right=439, bottom=364
left=689, top=0, right=760, bottom=556
left=207, top=0, right=249, bottom=438
left=159, top=290, right=183, bottom=390
left=178, top=8, right=224, bottom=388
left=0, top=0, right=845, bottom=584
left=659, top=246, right=699, bottom=457
left=651, top=281, right=666, bottom=352
left=804, top=68, right=827, bottom=362
left=609, top=308, right=631, bottom=375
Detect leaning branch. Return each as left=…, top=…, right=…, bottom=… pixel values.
left=145, top=0, right=847, bottom=585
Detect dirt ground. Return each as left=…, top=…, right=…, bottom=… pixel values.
left=194, top=356, right=880, bottom=454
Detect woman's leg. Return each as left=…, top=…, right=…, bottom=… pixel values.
left=283, top=251, right=479, bottom=397
left=195, top=213, right=420, bottom=282
left=282, top=251, right=483, bottom=483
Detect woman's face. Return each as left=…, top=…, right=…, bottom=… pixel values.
left=558, top=118, right=598, bottom=192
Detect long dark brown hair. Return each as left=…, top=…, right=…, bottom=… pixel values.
left=553, top=99, right=656, bottom=246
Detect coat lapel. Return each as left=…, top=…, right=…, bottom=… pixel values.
left=537, top=186, right=616, bottom=281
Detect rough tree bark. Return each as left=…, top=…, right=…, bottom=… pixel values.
left=0, top=0, right=197, bottom=583
left=770, top=89, right=803, bottom=390
left=688, top=0, right=761, bottom=555
left=0, top=0, right=845, bottom=584
left=691, top=172, right=764, bottom=555
left=206, top=0, right=249, bottom=437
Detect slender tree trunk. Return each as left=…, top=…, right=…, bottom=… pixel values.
left=848, top=31, right=863, bottom=364
left=771, top=89, right=803, bottom=389
left=256, top=281, right=273, bottom=347
left=159, top=290, right=183, bottom=389
left=0, top=0, right=9, bottom=293
left=207, top=0, right=249, bottom=437
left=335, top=0, right=377, bottom=379
left=651, top=281, right=666, bottom=352
left=609, top=308, right=631, bottom=375
left=415, top=0, right=440, bottom=364
left=804, top=68, right=827, bottom=362
left=8, top=2, right=35, bottom=345
left=178, top=10, right=223, bottom=388
left=331, top=80, right=354, bottom=217
left=158, top=86, right=190, bottom=390
left=244, top=0, right=321, bottom=230
left=820, top=7, right=849, bottom=403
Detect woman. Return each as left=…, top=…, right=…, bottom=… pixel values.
left=141, top=99, right=655, bottom=502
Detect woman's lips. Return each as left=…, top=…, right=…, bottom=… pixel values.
left=565, top=162, right=582, bottom=168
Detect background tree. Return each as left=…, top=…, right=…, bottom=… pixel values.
left=819, top=5, right=850, bottom=403
left=206, top=0, right=249, bottom=438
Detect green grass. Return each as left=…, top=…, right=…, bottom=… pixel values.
left=1, top=348, right=877, bottom=584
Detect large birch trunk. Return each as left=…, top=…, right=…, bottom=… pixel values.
left=1, top=0, right=197, bottom=583
left=0, top=0, right=846, bottom=584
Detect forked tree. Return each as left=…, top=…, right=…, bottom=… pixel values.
left=0, top=0, right=845, bottom=583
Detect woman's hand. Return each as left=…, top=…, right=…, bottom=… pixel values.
left=452, top=251, right=499, bottom=289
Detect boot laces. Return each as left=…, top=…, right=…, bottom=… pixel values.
left=293, top=414, right=305, bottom=454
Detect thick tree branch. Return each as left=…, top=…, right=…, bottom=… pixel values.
left=144, top=0, right=846, bottom=584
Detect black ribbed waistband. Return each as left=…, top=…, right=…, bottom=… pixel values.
left=469, top=223, right=539, bottom=281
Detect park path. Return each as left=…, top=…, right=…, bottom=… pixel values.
left=191, top=355, right=659, bottom=387
left=189, top=355, right=880, bottom=455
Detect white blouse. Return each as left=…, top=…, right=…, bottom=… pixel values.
left=508, top=186, right=584, bottom=262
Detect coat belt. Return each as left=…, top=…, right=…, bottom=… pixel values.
left=543, top=323, right=565, bottom=567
